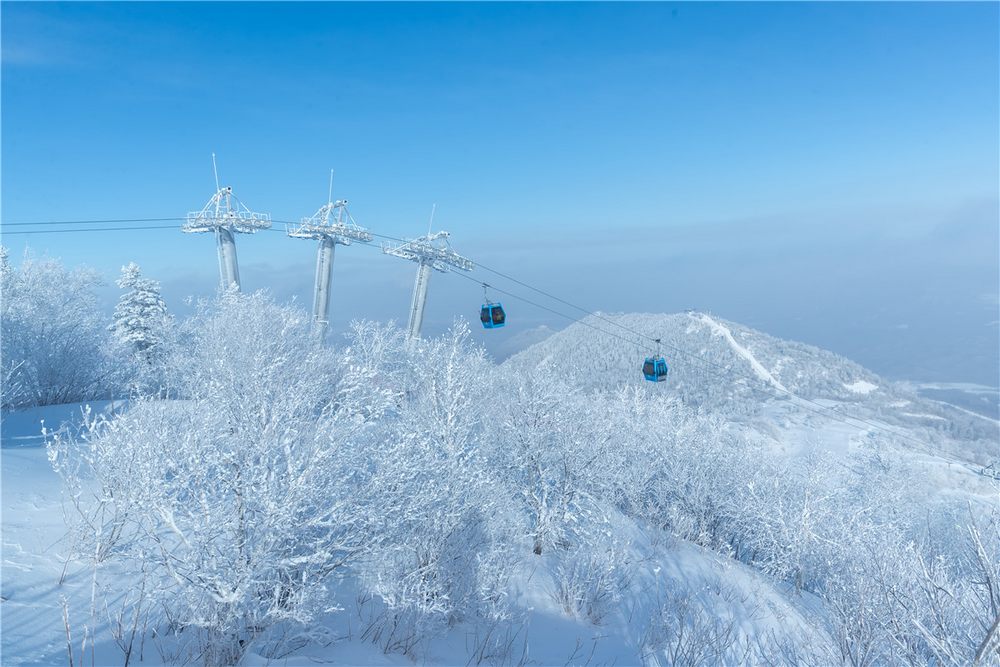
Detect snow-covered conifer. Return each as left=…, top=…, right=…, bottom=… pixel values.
left=109, top=262, right=170, bottom=392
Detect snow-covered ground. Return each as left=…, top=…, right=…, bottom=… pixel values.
left=911, top=383, right=1000, bottom=421
left=2, top=445, right=82, bottom=665
left=843, top=380, right=878, bottom=395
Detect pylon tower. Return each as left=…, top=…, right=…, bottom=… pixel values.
left=182, top=154, right=271, bottom=291
left=287, top=172, right=373, bottom=340
left=383, top=214, right=473, bottom=339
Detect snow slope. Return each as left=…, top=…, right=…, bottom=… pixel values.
left=1, top=402, right=129, bottom=666
left=506, top=311, right=884, bottom=403
left=693, top=312, right=788, bottom=393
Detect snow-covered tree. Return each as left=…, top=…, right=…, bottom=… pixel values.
left=51, top=292, right=386, bottom=664
left=1, top=247, right=110, bottom=409
left=355, top=322, right=519, bottom=647
left=483, top=368, right=616, bottom=556
left=109, top=262, right=171, bottom=393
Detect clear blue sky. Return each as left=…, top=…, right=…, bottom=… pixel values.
left=2, top=2, right=998, bottom=383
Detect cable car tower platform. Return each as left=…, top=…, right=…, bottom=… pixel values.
left=287, top=173, right=372, bottom=340
left=383, top=216, right=473, bottom=340
left=182, top=154, right=271, bottom=291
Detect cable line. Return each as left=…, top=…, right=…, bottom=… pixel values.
left=447, top=265, right=653, bottom=352
left=2, top=225, right=181, bottom=235
left=2, top=216, right=411, bottom=238
left=1, top=224, right=298, bottom=236
left=348, top=238, right=651, bottom=350
left=1, top=217, right=185, bottom=227
left=473, top=259, right=661, bottom=345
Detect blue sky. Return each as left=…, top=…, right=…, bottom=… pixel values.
left=2, top=2, right=998, bottom=383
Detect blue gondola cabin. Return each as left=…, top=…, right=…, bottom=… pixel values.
left=642, top=356, right=668, bottom=382
left=480, top=303, right=506, bottom=329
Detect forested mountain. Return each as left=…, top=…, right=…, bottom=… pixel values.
left=507, top=311, right=999, bottom=460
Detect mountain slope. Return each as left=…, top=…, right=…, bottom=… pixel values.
left=505, top=311, right=998, bottom=463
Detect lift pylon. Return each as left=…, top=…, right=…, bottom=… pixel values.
left=182, top=154, right=271, bottom=291
left=287, top=173, right=372, bottom=340
left=383, top=222, right=473, bottom=340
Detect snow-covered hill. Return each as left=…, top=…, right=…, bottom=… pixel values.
left=505, top=311, right=999, bottom=464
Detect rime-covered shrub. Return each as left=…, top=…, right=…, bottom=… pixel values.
left=352, top=323, right=520, bottom=648
left=1, top=248, right=111, bottom=409
left=50, top=292, right=391, bottom=665
left=51, top=308, right=526, bottom=664
left=552, top=540, right=630, bottom=625
left=482, top=370, right=618, bottom=557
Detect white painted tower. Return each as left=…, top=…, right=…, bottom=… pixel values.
left=182, top=154, right=270, bottom=291
left=383, top=218, right=473, bottom=340
left=287, top=173, right=372, bottom=340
